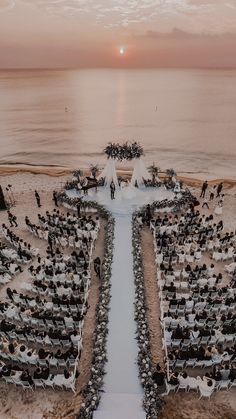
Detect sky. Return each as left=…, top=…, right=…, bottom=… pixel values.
left=0, top=0, right=236, bottom=68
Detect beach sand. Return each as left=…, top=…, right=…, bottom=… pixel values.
left=0, top=170, right=235, bottom=418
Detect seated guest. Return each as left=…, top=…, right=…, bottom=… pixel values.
left=41, top=367, right=50, bottom=380
left=38, top=348, right=50, bottom=360
left=211, top=366, right=221, bottom=381
left=1, top=365, right=12, bottom=377
left=168, top=371, right=179, bottom=386
left=0, top=319, right=15, bottom=332
left=229, top=366, right=236, bottom=381
left=20, top=369, right=34, bottom=387
left=64, top=369, right=72, bottom=379
left=152, top=364, right=165, bottom=386
left=220, top=364, right=230, bottom=380
left=178, top=371, right=188, bottom=385
left=33, top=368, right=43, bottom=380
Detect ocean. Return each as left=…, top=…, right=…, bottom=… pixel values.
left=0, top=68, right=236, bottom=179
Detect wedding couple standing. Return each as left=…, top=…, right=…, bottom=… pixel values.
left=110, top=179, right=142, bottom=201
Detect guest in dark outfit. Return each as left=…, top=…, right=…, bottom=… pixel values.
left=35, top=190, right=41, bottom=208
left=200, top=181, right=208, bottom=198
left=152, top=364, right=165, bottom=386
left=76, top=202, right=81, bottom=218
left=216, top=182, right=223, bottom=197
left=94, top=256, right=101, bottom=278
left=52, top=191, right=58, bottom=207
left=110, top=181, right=116, bottom=200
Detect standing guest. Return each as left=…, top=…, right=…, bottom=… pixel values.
left=7, top=211, right=14, bottom=227
left=110, top=181, right=116, bottom=200
left=6, top=287, right=15, bottom=301
left=48, top=234, right=53, bottom=253
left=216, top=182, right=223, bottom=197
left=52, top=191, right=58, bottom=207
left=94, top=256, right=101, bottom=278
left=83, top=177, right=88, bottom=195
left=76, top=202, right=81, bottom=218
left=35, top=190, right=41, bottom=208
left=209, top=185, right=216, bottom=201
left=12, top=215, right=18, bottom=227
left=146, top=204, right=152, bottom=224
left=200, top=180, right=208, bottom=198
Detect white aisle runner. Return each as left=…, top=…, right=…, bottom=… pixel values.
left=94, top=214, right=145, bottom=419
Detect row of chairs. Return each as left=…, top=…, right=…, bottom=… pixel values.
left=167, top=355, right=234, bottom=371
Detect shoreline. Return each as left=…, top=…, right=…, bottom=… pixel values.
left=0, top=165, right=236, bottom=190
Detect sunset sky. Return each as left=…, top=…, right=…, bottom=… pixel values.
left=1, top=0, right=236, bottom=68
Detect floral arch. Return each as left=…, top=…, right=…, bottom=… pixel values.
left=98, top=142, right=151, bottom=187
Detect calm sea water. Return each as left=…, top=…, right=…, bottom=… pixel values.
left=0, top=69, right=236, bottom=179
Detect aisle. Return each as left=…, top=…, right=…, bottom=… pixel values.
left=67, top=185, right=174, bottom=418
left=94, top=214, right=145, bottom=419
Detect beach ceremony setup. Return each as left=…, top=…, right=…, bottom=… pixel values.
left=0, top=141, right=235, bottom=419
left=1, top=1, right=236, bottom=418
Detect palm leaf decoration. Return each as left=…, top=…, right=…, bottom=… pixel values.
left=73, top=169, right=83, bottom=180
left=166, top=168, right=176, bottom=180
left=90, top=164, right=99, bottom=179
left=148, top=163, right=160, bottom=182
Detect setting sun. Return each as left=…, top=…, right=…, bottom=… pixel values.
left=119, top=47, right=125, bottom=55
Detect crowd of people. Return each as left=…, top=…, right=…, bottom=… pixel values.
left=150, top=200, right=236, bottom=394
left=200, top=181, right=225, bottom=215
left=150, top=210, right=235, bottom=269
left=0, top=227, right=38, bottom=285
left=0, top=204, right=100, bottom=391
left=25, top=209, right=100, bottom=251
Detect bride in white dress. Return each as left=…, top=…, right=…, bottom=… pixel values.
left=214, top=200, right=223, bottom=215
left=120, top=180, right=142, bottom=200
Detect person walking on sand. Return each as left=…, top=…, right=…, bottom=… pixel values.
left=200, top=180, right=208, bottom=198
left=7, top=211, right=18, bottom=227
left=110, top=181, right=116, bottom=200
left=52, top=191, right=58, bottom=207
left=216, top=182, right=223, bottom=198
left=7, top=210, right=14, bottom=227
left=35, top=190, right=41, bottom=208
left=12, top=215, right=18, bottom=227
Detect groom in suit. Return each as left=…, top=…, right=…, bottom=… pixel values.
left=110, top=181, right=116, bottom=200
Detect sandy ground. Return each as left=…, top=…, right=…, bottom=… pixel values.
left=141, top=184, right=236, bottom=419
left=0, top=171, right=235, bottom=419
left=0, top=173, right=105, bottom=419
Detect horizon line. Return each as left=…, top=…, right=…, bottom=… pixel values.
left=1, top=66, right=236, bottom=71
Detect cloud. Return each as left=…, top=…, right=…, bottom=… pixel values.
left=1, top=0, right=236, bottom=34
left=145, top=27, right=236, bottom=40
left=14, top=1, right=224, bottom=23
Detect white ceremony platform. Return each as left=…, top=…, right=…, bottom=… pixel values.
left=67, top=185, right=174, bottom=419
